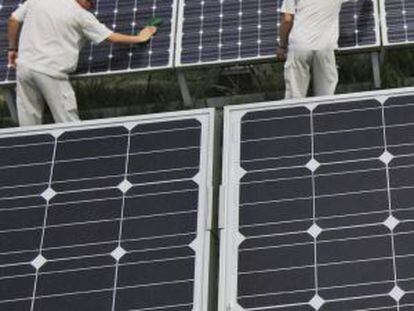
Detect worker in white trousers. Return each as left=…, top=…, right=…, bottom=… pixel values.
left=277, top=0, right=352, bottom=99
left=8, top=0, right=157, bottom=126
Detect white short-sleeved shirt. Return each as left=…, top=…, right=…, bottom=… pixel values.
left=281, top=0, right=350, bottom=50
left=12, top=0, right=113, bottom=78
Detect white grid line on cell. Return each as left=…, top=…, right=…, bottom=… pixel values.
left=308, top=110, right=320, bottom=295
left=111, top=127, right=130, bottom=311
left=239, top=206, right=396, bottom=230
left=51, top=244, right=191, bottom=264
left=9, top=214, right=414, bottom=262
left=240, top=118, right=414, bottom=147
left=2, top=134, right=403, bottom=181
left=147, top=0, right=158, bottom=67
left=0, top=278, right=194, bottom=305
left=0, top=208, right=197, bottom=238
left=11, top=244, right=184, bottom=275
left=0, top=165, right=199, bottom=194
left=240, top=100, right=414, bottom=126
left=238, top=253, right=400, bottom=276
left=240, top=223, right=414, bottom=254
left=240, top=183, right=414, bottom=209
left=0, top=125, right=201, bottom=151
left=0, top=210, right=196, bottom=235
left=0, top=192, right=197, bottom=221
left=241, top=144, right=414, bottom=171
left=241, top=124, right=382, bottom=144
left=217, top=0, right=224, bottom=60
left=238, top=276, right=395, bottom=300
left=237, top=0, right=243, bottom=58
left=197, top=0, right=205, bottom=62
left=239, top=162, right=387, bottom=187
left=107, top=0, right=121, bottom=71
left=9, top=221, right=413, bottom=264
left=350, top=0, right=361, bottom=47
left=0, top=185, right=198, bottom=207
left=242, top=292, right=396, bottom=311
left=243, top=153, right=400, bottom=179
left=29, top=135, right=59, bottom=311
left=2, top=255, right=195, bottom=283
left=0, top=188, right=198, bottom=219
left=0, top=144, right=200, bottom=173
left=127, top=0, right=139, bottom=69
left=0, top=231, right=196, bottom=258
left=128, top=302, right=193, bottom=311
left=380, top=101, right=400, bottom=299
left=352, top=302, right=414, bottom=311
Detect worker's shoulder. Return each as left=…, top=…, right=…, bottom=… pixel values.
left=71, top=4, right=99, bottom=25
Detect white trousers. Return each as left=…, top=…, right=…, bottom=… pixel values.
left=284, top=49, right=339, bottom=99
left=16, top=64, right=80, bottom=126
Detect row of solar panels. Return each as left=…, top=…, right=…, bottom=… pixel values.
left=2, top=86, right=414, bottom=310
left=0, top=0, right=412, bottom=84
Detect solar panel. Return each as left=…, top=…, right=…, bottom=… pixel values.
left=380, top=0, right=414, bottom=46
left=0, top=0, right=177, bottom=85
left=175, top=0, right=381, bottom=67
left=0, top=109, right=214, bottom=311
left=219, top=88, right=414, bottom=311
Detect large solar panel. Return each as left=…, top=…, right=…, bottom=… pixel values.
left=380, top=0, right=414, bottom=46
left=0, top=109, right=214, bottom=311
left=0, top=0, right=177, bottom=85
left=176, top=0, right=381, bottom=67
left=219, top=88, right=414, bottom=311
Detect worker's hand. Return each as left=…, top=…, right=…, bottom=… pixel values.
left=276, top=47, right=287, bottom=61
left=7, top=50, right=18, bottom=68
left=137, top=26, right=157, bottom=43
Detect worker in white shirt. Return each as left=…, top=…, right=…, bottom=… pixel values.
left=276, top=0, right=351, bottom=99
left=7, top=0, right=157, bottom=126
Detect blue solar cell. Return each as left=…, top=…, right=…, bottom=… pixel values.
left=220, top=89, right=414, bottom=311
left=381, top=0, right=414, bottom=45
left=339, top=0, right=379, bottom=48
left=0, top=111, right=214, bottom=311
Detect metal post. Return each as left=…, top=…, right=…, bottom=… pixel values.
left=3, top=87, right=18, bottom=124
left=371, top=51, right=382, bottom=89
left=176, top=70, right=193, bottom=108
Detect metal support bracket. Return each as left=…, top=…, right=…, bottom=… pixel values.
left=176, top=70, right=193, bottom=108
left=371, top=51, right=382, bottom=89
left=3, top=87, right=18, bottom=124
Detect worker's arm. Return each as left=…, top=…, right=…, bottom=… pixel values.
left=276, top=13, right=294, bottom=61
left=7, top=16, right=21, bottom=68
left=107, top=26, right=157, bottom=44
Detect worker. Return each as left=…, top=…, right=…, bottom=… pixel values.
left=7, top=0, right=157, bottom=126
left=276, top=0, right=351, bottom=99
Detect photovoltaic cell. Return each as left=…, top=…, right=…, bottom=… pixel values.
left=0, top=0, right=177, bottom=85
left=220, top=89, right=414, bottom=311
left=176, top=0, right=380, bottom=67
left=380, top=0, right=414, bottom=46
left=339, top=0, right=379, bottom=49
left=0, top=109, right=214, bottom=311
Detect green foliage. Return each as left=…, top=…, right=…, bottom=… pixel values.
left=381, top=49, right=414, bottom=88
left=2, top=48, right=414, bottom=127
